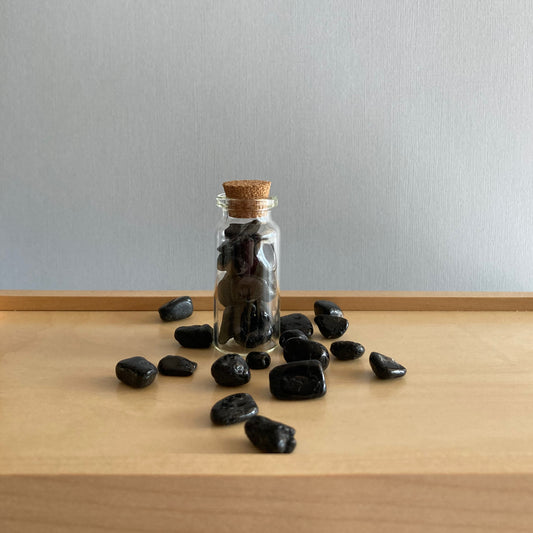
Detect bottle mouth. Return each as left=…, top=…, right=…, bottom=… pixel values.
left=216, top=194, right=278, bottom=218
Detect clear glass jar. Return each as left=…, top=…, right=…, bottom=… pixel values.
left=214, top=194, right=280, bottom=354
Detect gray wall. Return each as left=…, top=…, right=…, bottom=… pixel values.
left=1, top=0, right=532, bottom=291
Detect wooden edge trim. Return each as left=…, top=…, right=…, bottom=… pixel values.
left=2, top=473, right=530, bottom=533
left=1, top=290, right=532, bottom=311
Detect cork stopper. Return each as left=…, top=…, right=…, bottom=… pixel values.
left=222, top=180, right=272, bottom=218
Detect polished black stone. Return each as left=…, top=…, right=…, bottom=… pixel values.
left=283, top=337, right=330, bottom=369
left=217, top=273, right=276, bottom=308
left=233, top=275, right=275, bottom=303
left=369, top=352, right=407, bottom=379
left=211, top=354, right=251, bottom=387
left=217, top=304, right=239, bottom=345
left=246, top=351, right=271, bottom=370
left=234, top=302, right=273, bottom=348
left=217, top=273, right=235, bottom=307
left=314, top=315, right=349, bottom=339
left=115, top=356, right=157, bottom=388
left=269, top=360, right=326, bottom=400
left=232, top=236, right=259, bottom=276
left=330, top=341, right=365, bottom=360
left=210, top=393, right=258, bottom=425
left=174, top=324, right=213, bottom=349
left=313, top=299, right=343, bottom=317
left=279, top=329, right=307, bottom=348
left=157, top=355, right=197, bottom=376
left=217, top=234, right=260, bottom=277
left=216, top=243, right=233, bottom=271
left=244, top=415, right=296, bottom=453
left=224, top=219, right=261, bottom=240
left=158, top=296, right=193, bottom=322
left=279, top=313, right=313, bottom=337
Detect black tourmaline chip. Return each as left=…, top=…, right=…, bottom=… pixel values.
left=244, top=415, right=296, bottom=453
left=157, top=355, right=197, bottom=376
left=224, top=219, right=261, bottom=240
left=216, top=243, right=233, bottom=271
left=279, top=329, right=307, bottom=349
left=232, top=276, right=275, bottom=303
left=216, top=305, right=233, bottom=344
left=234, top=302, right=273, bottom=348
left=330, top=341, right=365, bottom=360
left=216, top=273, right=234, bottom=307
left=314, top=315, right=349, bottom=339
left=232, top=236, right=258, bottom=276
left=115, top=356, right=157, bottom=388
left=313, top=300, right=343, bottom=317
left=158, top=296, right=194, bottom=322
left=279, top=313, right=313, bottom=337
left=216, top=304, right=245, bottom=345
left=369, top=352, right=407, bottom=379
left=211, top=353, right=251, bottom=387
left=174, top=324, right=213, bottom=348
left=210, top=393, right=259, bottom=425
left=269, top=360, right=326, bottom=400
left=246, top=351, right=271, bottom=370
left=283, top=337, right=330, bottom=369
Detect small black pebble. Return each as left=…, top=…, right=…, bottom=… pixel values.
left=279, top=329, right=307, bottom=348
left=210, top=393, right=258, bottom=425
left=313, top=300, right=343, bottom=317
left=244, top=415, right=296, bottom=453
left=157, top=355, right=197, bottom=376
left=224, top=219, right=261, bottom=240
left=174, top=324, right=213, bottom=348
left=158, top=296, right=193, bottom=322
left=246, top=351, right=271, bottom=370
left=283, top=337, right=330, bottom=369
left=279, top=313, right=313, bottom=337
left=369, top=352, right=407, bottom=379
left=269, top=360, right=327, bottom=400
left=211, top=353, right=251, bottom=387
left=330, top=341, right=365, bottom=360
left=115, top=356, right=157, bottom=388
left=234, top=302, right=274, bottom=348
left=314, top=315, right=349, bottom=339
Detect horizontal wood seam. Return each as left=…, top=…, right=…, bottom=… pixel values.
left=1, top=291, right=532, bottom=311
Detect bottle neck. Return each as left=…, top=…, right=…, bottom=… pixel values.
left=216, top=194, right=277, bottom=219
left=221, top=210, right=273, bottom=224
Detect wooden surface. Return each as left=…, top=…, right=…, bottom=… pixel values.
left=1, top=290, right=533, bottom=311
left=1, top=293, right=533, bottom=531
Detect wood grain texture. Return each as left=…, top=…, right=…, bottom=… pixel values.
left=2, top=474, right=532, bottom=533
left=1, top=303, right=533, bottom=531
left=1, top=290, right=533, bottom=311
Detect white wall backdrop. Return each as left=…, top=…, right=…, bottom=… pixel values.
left=1, top=0, right=532, bottom=291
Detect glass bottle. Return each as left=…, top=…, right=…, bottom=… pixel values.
left=214, top=180, right=280, bottom=354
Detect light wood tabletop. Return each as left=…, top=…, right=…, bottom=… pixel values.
left=1, top=291, right=532, bottom=532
